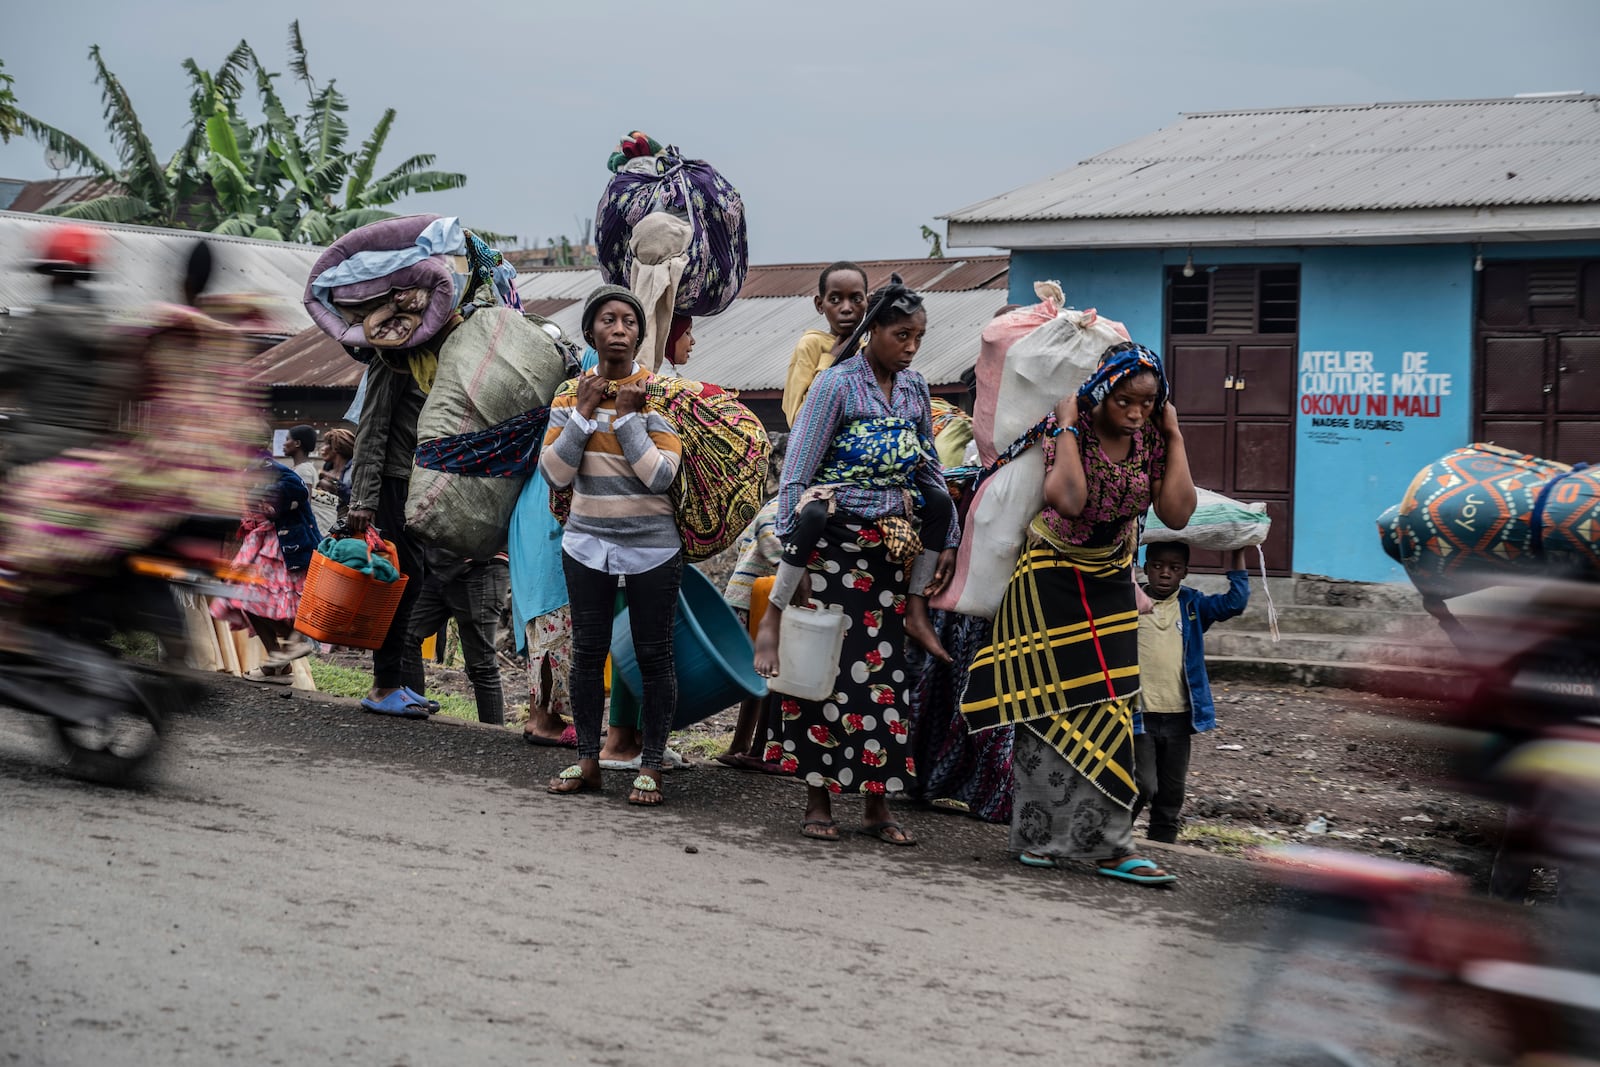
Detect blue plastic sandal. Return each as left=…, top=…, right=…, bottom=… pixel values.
left=360, top=691, right=431, bottom=719
left=1097, top=857, right=1178, bottom=886
left=399, top=687, right=441, bottom=713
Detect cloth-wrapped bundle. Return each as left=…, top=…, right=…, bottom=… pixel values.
left=549, top=377, right=769, bottom=562
left=932, top=284, right=1130, bottom=619
left=405, top=307, right=568, bottom=557
left=304, top=215, right=522, bottom=352
left=595, top=140, right=747, bottom=319
left=1378, top=443, right=1600, bottom=599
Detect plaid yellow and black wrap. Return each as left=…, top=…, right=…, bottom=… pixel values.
left=960, top=520, right=1141, bottom=810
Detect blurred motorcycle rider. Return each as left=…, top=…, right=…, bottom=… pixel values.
left=0, top=224, right=139, bottom=473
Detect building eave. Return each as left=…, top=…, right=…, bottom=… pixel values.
left=946, top=203, right=1600, bottom=251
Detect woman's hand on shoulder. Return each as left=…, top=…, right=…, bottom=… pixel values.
left=615, top=380, right=647, bottom=416
left=575, top=374, right=608, bottom=419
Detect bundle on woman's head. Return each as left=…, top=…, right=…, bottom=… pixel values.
left=838, top=273, right=925, bottom=359
left=1077, top=341, right=1168, bottom=410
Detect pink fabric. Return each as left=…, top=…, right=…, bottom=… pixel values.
left=972, top=301, right=1059, bottom=466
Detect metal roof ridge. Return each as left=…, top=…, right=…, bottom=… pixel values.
left=1180, top=95, right=1600, bottom=118
left=1085, top=138, right=1600, bottom=164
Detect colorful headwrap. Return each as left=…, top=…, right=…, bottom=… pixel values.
left=1076, top=342, right=1168, bottom=410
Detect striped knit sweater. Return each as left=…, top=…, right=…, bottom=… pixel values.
left=539, top=368, right=683, bottom=557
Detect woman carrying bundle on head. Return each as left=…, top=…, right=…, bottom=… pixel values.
left=760, top=277, right=960, bottom=846
left=961, top=342, right=1195, bottom=886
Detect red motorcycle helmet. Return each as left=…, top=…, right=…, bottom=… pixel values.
left=33, top=223, right=103, bottom=277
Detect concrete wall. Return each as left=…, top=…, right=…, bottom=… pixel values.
left=1005, top=241, right=1600, bottom=582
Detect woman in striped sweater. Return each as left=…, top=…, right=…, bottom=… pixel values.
left=539, top=285, right=683, bottom=806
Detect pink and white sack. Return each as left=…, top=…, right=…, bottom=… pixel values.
left=932, top=282, right=1130, bottom=619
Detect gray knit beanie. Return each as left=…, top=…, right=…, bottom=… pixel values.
left=581, top=284, right=648, bottom=348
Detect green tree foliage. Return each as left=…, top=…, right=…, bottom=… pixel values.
left=6, top=23, right=480, bottom=243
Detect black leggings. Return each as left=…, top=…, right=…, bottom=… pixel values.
left=562, top=552, right=682, bottom=770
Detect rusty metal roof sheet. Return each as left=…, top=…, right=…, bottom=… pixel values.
left=244, top=327, right=362, bottom=390
left=946, top=95, right=1600, bottom=223
left=515, top=257, right=1008, bottom=304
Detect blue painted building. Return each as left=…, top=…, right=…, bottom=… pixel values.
left=946, top=96, right=1600, bottom=583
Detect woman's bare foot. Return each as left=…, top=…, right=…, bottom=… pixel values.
left=800, top=786, right=837, bottom=839
left=753, top=606, right=782, bottom=678
left=547, top=759, right=602, bottom=795
left=904, top=596, right=951, bottom=663
left=522, top=703, right=571, bottom=744
left=599, top=725, right=642, bottom=764
left=628, top=767, right=664, bottom=806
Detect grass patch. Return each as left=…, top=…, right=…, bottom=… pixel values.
left=1179, top=822, right=1280, bottom=855
left=668, top=731, right=733, bottom=761
left=305, top=658, right=480, bottom=722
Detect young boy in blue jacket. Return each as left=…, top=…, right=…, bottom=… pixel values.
left=1134, top=543, right=1251, bottom=843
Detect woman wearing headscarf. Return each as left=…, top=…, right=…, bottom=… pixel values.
left=765, top=277, right=958, bottom=846
left=961, top=342, right=1195, bottom=886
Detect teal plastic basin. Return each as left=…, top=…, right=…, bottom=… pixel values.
left=610, top=565, right=769, bottom=728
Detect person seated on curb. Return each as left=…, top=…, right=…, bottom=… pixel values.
left=1133, top=543, right=1251, bottom=844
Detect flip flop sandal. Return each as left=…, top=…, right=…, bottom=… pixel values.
left=800, top=818, right=841, bottom=842
left=360, top=691, right=431, bottom=719
left=857, top=821, right=918, bottom=847
left=548, top=764, right=602, bottom=795
left=1097, top=857, right=1178, bottom=886
left=245, top=666, right=294, bottom=686
left=522, top=726, right=577, bottom=748
left=1019, top=851, right=1060, bottom=869
left=627, top=774, right=663, bottom=806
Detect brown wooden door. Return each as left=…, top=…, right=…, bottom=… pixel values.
left=1476, top=260, right=1600, bottom=466
left=1164, top=266, right=1298, bottom=574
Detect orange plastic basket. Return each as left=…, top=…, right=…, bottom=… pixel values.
left=293, top=539, right=409, bottom=650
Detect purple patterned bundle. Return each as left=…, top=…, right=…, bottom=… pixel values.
left=595, top=146, right=748, bottom=317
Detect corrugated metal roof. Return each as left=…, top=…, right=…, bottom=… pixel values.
left=515, top=257, right=1008, bottom=304
left=244, top=327, right=362, bottom=390
left=0, top=210, right=320, bottom=334
left=539, top=288, right=1007, bottom=390
left=946, top=96, right=1600, bottom=223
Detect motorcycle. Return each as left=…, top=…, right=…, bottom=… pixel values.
left=0, top=515, right=257, bottom=785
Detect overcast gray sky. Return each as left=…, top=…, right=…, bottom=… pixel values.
left=3, top=0, right=1597, bottom=262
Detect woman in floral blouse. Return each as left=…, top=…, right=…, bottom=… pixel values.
left=962, top=343, right=1196, bottom=886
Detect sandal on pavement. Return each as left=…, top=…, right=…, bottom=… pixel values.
left=523, top=723, right=577, bottom=748
left=1097, top=856, right=1177, bottom=886
left=857, top=821, right=917, bottom=847
left=245, top=665, right=294, bottom=686
left=1019, top=851, right=1060, bottom=869
left=800, top=818, right=840, bottom=842
left=548, top=765, right=602, bottom=795
left=627, top=774, right=663, bottom=806
left=360, top=691, right=430, bottom=718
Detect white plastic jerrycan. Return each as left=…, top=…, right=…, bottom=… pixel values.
left=769, top=603, right=848, bottom=702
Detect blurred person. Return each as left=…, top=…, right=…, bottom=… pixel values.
left=0, top=224, right=138, bottom=474
left=402, top=549, right=511, bottom=724
left=282, top=424, right=319, bottom=488
left=0, top=239, right=260, bottom=601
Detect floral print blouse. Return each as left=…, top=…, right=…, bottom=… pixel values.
left=1037, top=410, right=1167, bottom=549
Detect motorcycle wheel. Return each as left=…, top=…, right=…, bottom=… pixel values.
left=50, top=678, right=164, bottom=786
